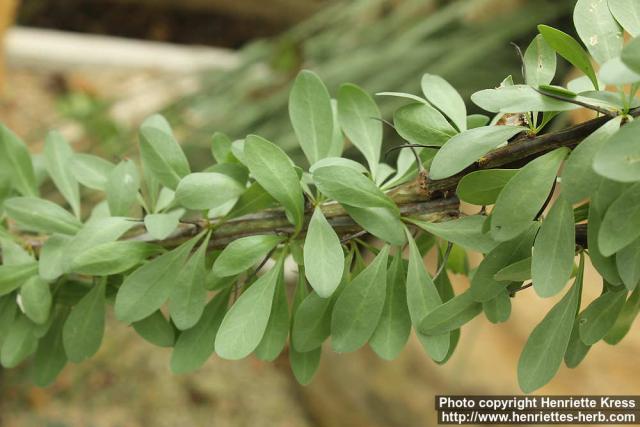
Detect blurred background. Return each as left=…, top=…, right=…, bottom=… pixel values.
left=0, top=0, right=638, bottom=426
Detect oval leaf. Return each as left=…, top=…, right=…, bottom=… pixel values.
left=517, top=258, right=583, bottom=393
left=491, top=148, right=568, bottom=242
left=421, top=73, right=466, bottom=132
left=215, top=257, right=284, bottom=360
left=175, top=172, right=245, bottom=210
left=330, top=245, right=389, bottom=353
left=429, top=125, right=524, bottom=180
left=405, top=230, right=449, bottom=362
left=289, top=70, right=334, bottom=165
left=43, top=131, right=80, bottom=217
left=244, top=135, right=304, bottom=230
left=304, top=207, right=344, bottom=298
left=212, top=234, right=284, bottom=277
left=532, top=197, right=576, bottom=297
left=456, top=169, right=518, bottom=206
left=337, top=83, right=382, bottom=175
left=4, top=197, right=81, bottom=235
left=62, top=281, right=106, bottom=362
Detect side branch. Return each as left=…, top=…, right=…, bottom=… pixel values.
left=139, top=194, right=461, bottom=249
left=423, top=107, right=640, bottom=196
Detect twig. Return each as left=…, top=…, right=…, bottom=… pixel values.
left=433, top=241, right=453, bottom=280
left=533, top=86, right=617, bottom=118
left=510, top=282, right=533, bottom=296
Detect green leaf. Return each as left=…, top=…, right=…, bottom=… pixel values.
left=43, top=131, right=80, bottom=217
left=471, top=225, right=538, bottom=302
left=405, top=230, right=449, bottom=362
left=1, top=238, right=33, bottom=265
left=329, top=98, right=345, bottom=158
left=616, top=238, right=640, bottom=290
left=337, top=83, right=382, bottom=176
left=292, top=292, right=335, bottom=352
left=289, top=347, right=321, bottom=385
left=132, top=310, right=175, bottom=347
left=407, top=216, right=498, bottom=253
left=467, top=114, right=490, bottom=129
left=138, top=114, right=190, bottom=190
left=227, top=182, right=277, bottom=219
left=70, top=153, right=115, bottom=191
left=369, top=251, right=411, bottom=360
left=579, top=288, right=627, bottom=345
left=622, top=36, right=640, bottom=74
left=604, top=286, right=640, bottom=344
left=574, top=0, right=623, bottom=64
left=483, top=290, right=512, bottom=324
left=538, top=24, right=599, bottom=90
left=171, top=290, right=229, bottom=374
left=429, top=125, right=524, bottom=180
left=63, top=217, right=138, bottom=273
left=331, top=245, right=389, bottom=353
left=70, top=241, right=161, bottom=276
left=599, top=57, right=640, bottom=85
left=175, top=172, right=245, bottom=211
left=0, top=263, right=38, bottom=296
left=456, top=169, right=517, bottom=206
left=289, top=70, right=335, bottom=165
left=215, top=256, right=284, bottom=360
left=532, top=197, right=576, bottom=297
left=212, top=235, right=284, bottom=277
left=567, top=75, right=605, bottom=92
left=517, top=257, right=583, bottom=393
left=288, top=271, right=322, bottom=382
left=62, top=281, right=106, bottom=362
left=599, top=182, right=640, bottom=255
left=255, top=272, right=289, bottom=361
left=115, top=234, right=201, bottom=323
left=588, top=203, right=623, bottom=284
left=20, top=276, right=52, bottom=325
left=418, top=291, right=482, bottom=336
left=609, top=0, right=640, bottom=36
left=593, top=119, right=640, bottom=183
left=393, top=103, right=457, bottom=147
left=313, top=165, right=398, bottom=213
left=0, top=296, right=17, bottom=348
left=1, top=315, right=38, bottom=368
left=342, top=205, right=406, bottom=245
left=244, top=135, right=304, bottom=230
left=169, top=233, right=210, bottom=330
left=491, top=148, right=568, bottom=241
left=421, top=73, right=466, bottom=132
left=303, top=207, right=344, bottom=298
left=38, top=235, right=71, bottom=281
left=524, top=34, right=557, bottom=86
left=31, top=309, right=67, bottom=387
left=106, top=159, right=140, bottom=216
left=0, top=125, right=37, bottom=196
left=564, top=319, right=591, bottom=368
left=562, top=117, right=623, bottom=204
left=309, top=157, right=368, bottom=175
left=593, top=177, right=630, bottom=213
left=210, top=132, right=234, bottom=164
left=4, top=197, right=81, bottom=235
left=494, top=257, right=532, bottom=282
left=471, top=85, right=578, bottom=113
left=144, top=209, right=184, bottom=240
